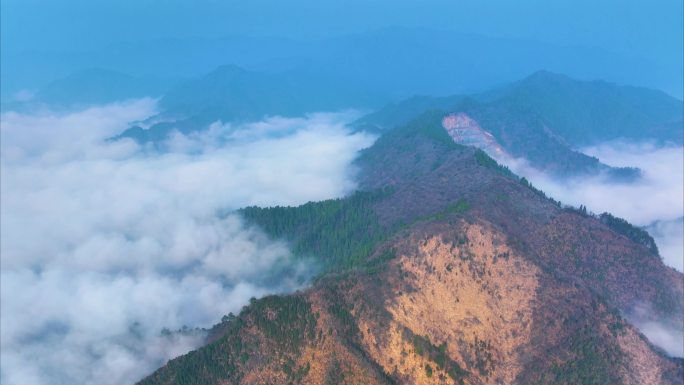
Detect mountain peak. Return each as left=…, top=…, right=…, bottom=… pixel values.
left=209, top=63, right=252, bottom=77
left=524, top=69, right=568, bottom=80
left=32, top=68, right=168, bottom=108
left=518, top=69, right=574, bottom=86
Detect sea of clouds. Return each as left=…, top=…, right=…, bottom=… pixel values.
left=0, top=100, right=375, bottom=385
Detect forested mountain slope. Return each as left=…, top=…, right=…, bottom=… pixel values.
left=138, top=110, right=684, bottom=385
left=356, top=71, right=683, bottom=177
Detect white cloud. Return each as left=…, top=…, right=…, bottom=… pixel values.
left=646, top=218, right=684, bottom=273
left=0, top=102, right=375, bottom=385
left=635, top=320, right=684, bottom=358
left=627, top=303, right=684, bottom=358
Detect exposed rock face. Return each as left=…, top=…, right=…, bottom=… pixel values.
left=367, top=223, right=541, bottom=384
left=442, top=113, right=506, bottom=158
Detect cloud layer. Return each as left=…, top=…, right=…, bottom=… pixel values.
left=0, top=102, right=375, bottom=385
left=646, top=217, right=684, bottom=273
left=627, top=303, right=684, bottom=358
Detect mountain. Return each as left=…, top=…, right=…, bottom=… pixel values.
left=116, top=64, right=385, bottom=142
left=356, top=71, right=683, bottom=177
left=1, top=68, right=174, bottom=111
left=138, top=111, right=684, bottom=385
left=5, top=27, right=682, bottom=102
left=115, top=70, right=682, bottom=179
left=480, top=71, right=684, bottom=145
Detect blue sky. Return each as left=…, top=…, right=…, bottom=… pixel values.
left=3, top=0, right=681, bottom=56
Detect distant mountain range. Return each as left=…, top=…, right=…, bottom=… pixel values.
left=116, top=64, right=385, bottom=142
left=8, top=64, right=680, bottom=179
left=360, top=70, right=683, bottom=144
left=111, top=67, right=682, bottom=178
left=356, top=71, right=683, bottom=177
left=138, top=109, right=684, bottom=385
left=1, top=68, right=175, bottom=111
left=3, top=27, right=681, bottom=101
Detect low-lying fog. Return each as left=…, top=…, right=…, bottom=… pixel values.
left=0, top=100, right=375, bottom=385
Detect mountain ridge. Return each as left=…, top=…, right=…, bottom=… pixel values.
left=355, top=71, right=683, bottom=177
left=115, top=64, right=385, bottom=143
left=136, top=108, right=684, bottom=385
left=0, top=68, right=174, bottom=112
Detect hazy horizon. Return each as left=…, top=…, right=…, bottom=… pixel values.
left=2, top=0, right=682, bottom=98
